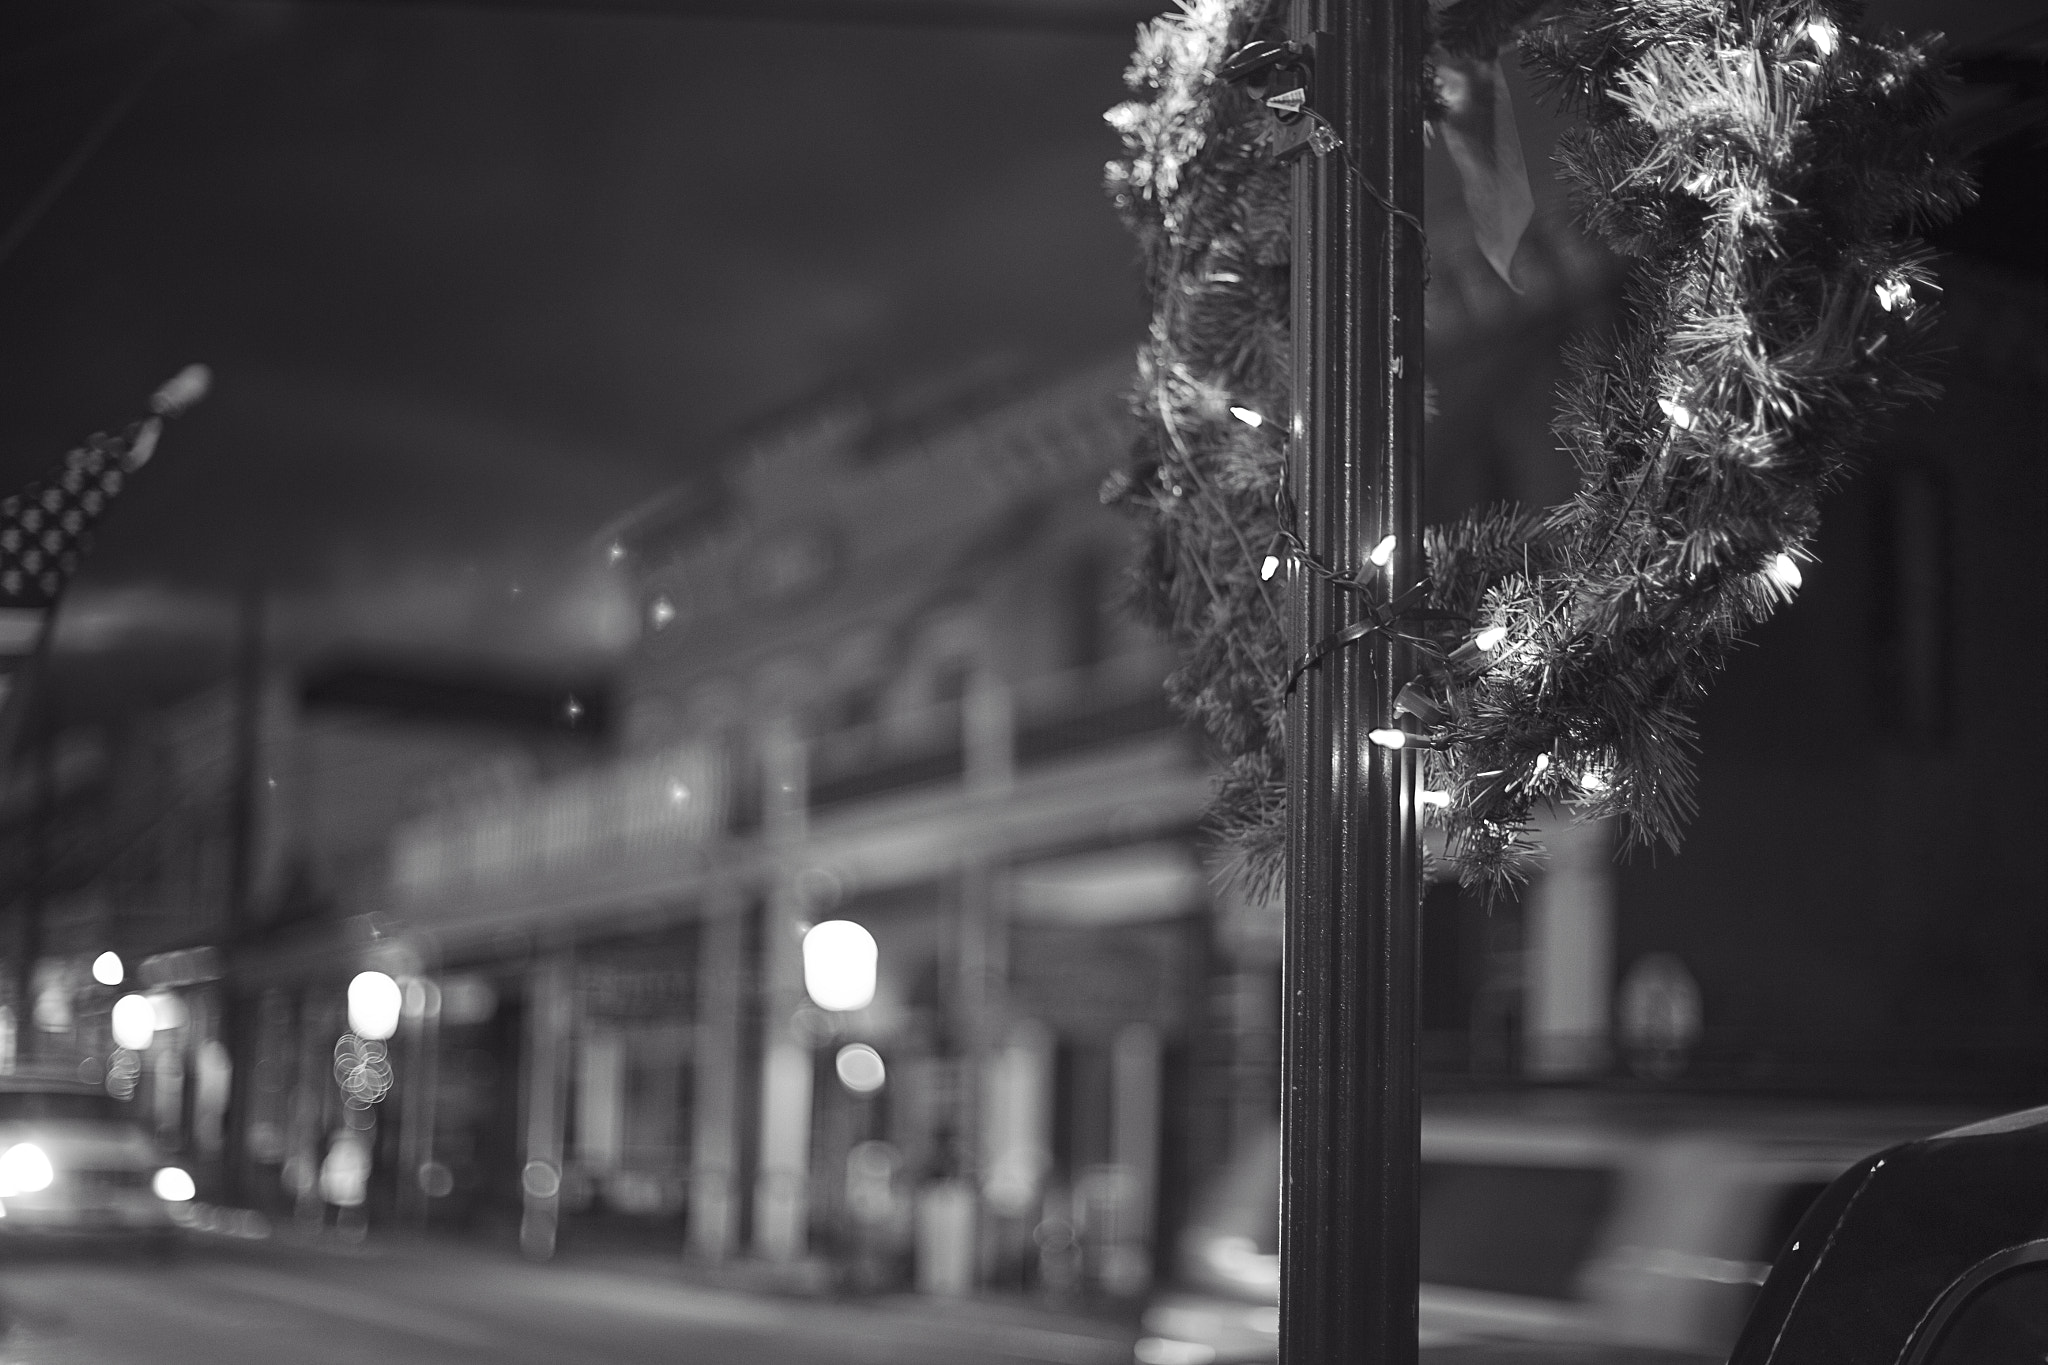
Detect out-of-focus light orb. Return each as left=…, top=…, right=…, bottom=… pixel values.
left=347, top=971, right=403, bottom=1041
left=153, top=1166, right=196, bottom=1202
left=835, top=1043, right=887, bottom=1094
left=91, top=952, right=124, bottom=987
left=802, top=920, right=878, bottom=1012
left=0, top=1143, right=53, bottom=1196
left=111, top=994, right=156, bottom=1051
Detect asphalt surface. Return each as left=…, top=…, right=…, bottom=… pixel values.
left=0, top=1235, right=1136, bottom=1365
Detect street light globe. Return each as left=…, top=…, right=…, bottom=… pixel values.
left=801, top=920, right=877, bottom=1012
left=835, top=1043, right=886, bottom=1095
left=91, top=952, right=124, bottom=987
left=111, top=993, right=156, bottom=1051
left=347, top=971, right=403, bottom=1041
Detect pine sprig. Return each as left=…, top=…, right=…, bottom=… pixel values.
left=1103, top=0, right=1966, bottom=894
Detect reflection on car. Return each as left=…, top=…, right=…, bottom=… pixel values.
left=1137, top=1091, right=1980, bottom=1364
left=0, top=1073, right=195, bottom=1248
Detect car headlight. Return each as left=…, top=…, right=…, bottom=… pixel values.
left=153, top=1166, right=196, bottom=1202
left=0, top=1143, right=54, bottom=1196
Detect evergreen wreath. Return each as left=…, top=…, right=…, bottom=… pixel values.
left=1103, top=0, right=1967, bottom=896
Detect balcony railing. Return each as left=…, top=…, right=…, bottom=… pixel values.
left=388, top=650, right=1190, bottom=906
left=391, top=743, right=727, bottom=900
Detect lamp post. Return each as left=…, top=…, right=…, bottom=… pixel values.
left=1279, top=1, right=1427, bottom=1362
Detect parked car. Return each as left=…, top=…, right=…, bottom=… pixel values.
left=1135, top=1091, right=1982, bottom=1364
left=0, top=1073, right=195, bottom=1250
left=1731, top=1101, right=2048, bottom=1363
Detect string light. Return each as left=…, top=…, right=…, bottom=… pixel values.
left=1368, top=534, right=1397, bottom=568
left=1475, top=625, right=1508, bottom=652
left=1367, top=728, right=1410, bottom=750
left=1766, top=552, right=1803, bottom=591
left=1419, top=790, right=1451, bottom=808
left=1260, top=554, right=1281, bottom=581
left=649, top=596, right=676, bottom=629
left=1658, top=397, right=1698, bottom=431
left=1802, top=18, right=1838, bottom=55
left=1533, top=753, right=1550, bottom=775
left=1875, top=276, right=1912, bottom=312
left=1579, top=768, right=1610, bottom=793
left=607, top=542, right=626, bottom=563
left=1229, top=406, right=1265, bottom=428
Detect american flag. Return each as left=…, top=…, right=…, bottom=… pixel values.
left=0, top=365, right=209, bottom=708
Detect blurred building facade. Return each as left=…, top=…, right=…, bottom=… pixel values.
left=364, top=357, right=1238, bottom=1292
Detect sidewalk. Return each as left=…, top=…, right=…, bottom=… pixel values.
left=185, top=1204, right=1141, bottom=1360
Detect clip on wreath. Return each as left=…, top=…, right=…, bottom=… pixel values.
left=1103, top=0, right=1968, bottom=896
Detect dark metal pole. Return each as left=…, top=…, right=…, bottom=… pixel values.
left=15, top=719, right=54, bottom=1069
left=1279, top=0, right=1426, bottom=1360
left=219, top=581, right=264, bottom=1202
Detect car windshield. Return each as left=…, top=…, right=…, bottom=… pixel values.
left=0, top=1090, right=134, bottom=1123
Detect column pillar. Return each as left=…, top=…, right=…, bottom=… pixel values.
left=521, top=949, right=572, bottom=1259
left=691, top=901, right=746, bottom=1260
left=753, top=721, right=811, bottom=1262
left=1524, top=816, right=1615, bottom=1078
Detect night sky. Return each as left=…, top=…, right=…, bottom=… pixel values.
left=0, top=0, right=2029, bottom=716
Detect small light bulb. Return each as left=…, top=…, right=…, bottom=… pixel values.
left=1419, top=790, right=1451, bottom=808
left=1474, top=626, right=1508, bottom=652
left=1367, top=728, right=1409, bottom=750
left=607, top=542, right=626, bottom=563
left=1802, top=18, right=1838, bottom=55
left=1766, top=552, right=1803, bottom=590
left=1229, top=406, right=1265, bottom=428
left=649, top=596, right=676, bottom=628
left=1369, top=534, right=1397, bottom=568
left=1658, top=398, right=1698, bottom=431
left=1875, top=276, right=1912, bottom=312
left=1579, top=768, right=1610, bottom=793
left=1533, top=753, right=1550, bottom=775
left=668, top=780, right=689, bottom=805
left=1260, top=554, right=1281, bottom=581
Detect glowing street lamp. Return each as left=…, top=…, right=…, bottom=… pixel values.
left=348, top=971, right=403, bottom=1041
left=801, top=920, right=877, bottom=1012
left=110, top=994, right=156, bottom=1051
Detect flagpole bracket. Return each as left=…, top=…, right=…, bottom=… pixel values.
left=1217, top=35, right=1323, bottom=162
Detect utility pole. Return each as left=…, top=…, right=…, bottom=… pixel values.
left=219, top=581, right=265, bottom=1200
left=1279, top=0, right=1427, bottom=1360
left=15, top=716, right=55, bottom=1070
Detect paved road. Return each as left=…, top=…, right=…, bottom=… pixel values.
left=0, top=1238, right=1135, bottom=1365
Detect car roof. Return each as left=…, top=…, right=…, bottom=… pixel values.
left=1422, top=1087, right=1989, bottom=1150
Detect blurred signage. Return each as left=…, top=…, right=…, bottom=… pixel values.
left=140, top=945, right=223, bottom=989
left=391, top=743, right=726, bottom=906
